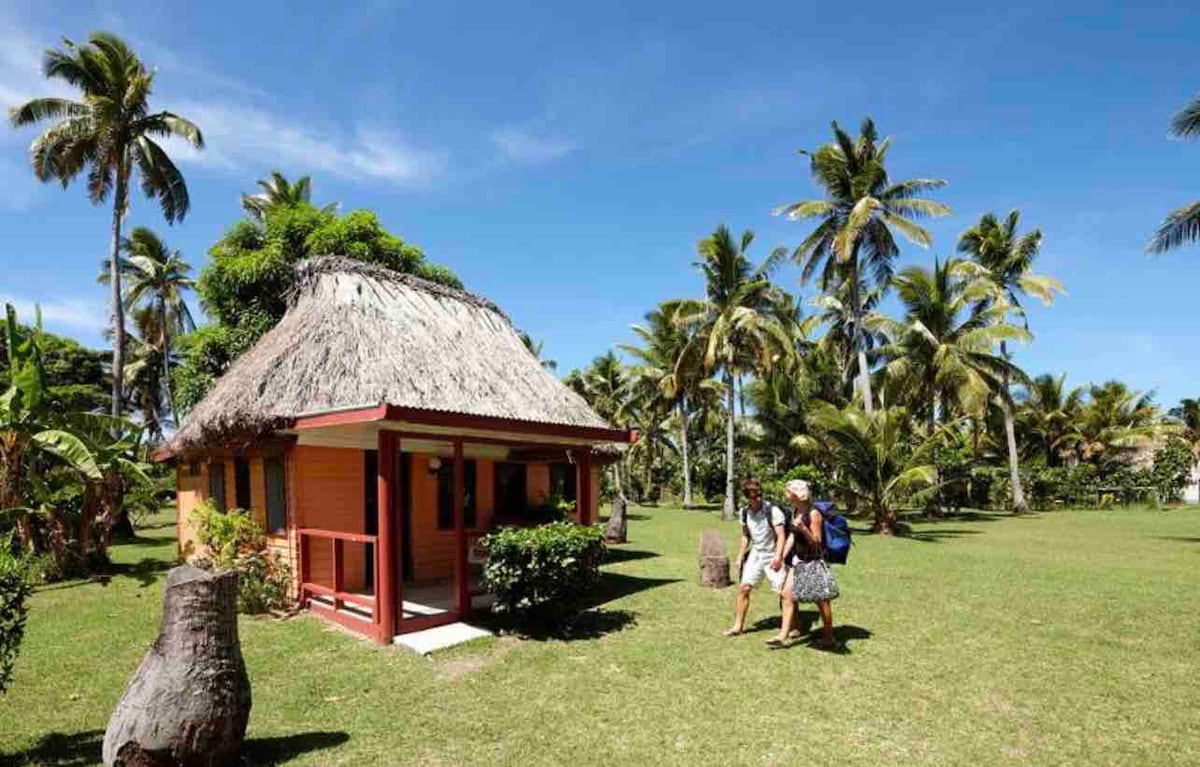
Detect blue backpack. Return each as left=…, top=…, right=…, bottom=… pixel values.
left=814, top=500, right=851, bottom=565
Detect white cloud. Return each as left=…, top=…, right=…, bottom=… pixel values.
left=0, top=293, right=109, bottom=341
left=165, top=100, right=449, bottom=186
left=490, top=127, right=575, bottom=165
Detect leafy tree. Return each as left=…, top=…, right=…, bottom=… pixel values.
left=958, top=210, right=1063, bottom=513
left=1075, top=381, right=1163, bottom=470
left=174, top=203, right=461, bottom=411
left=793, top=403, right=941, bottom=535
left=240, top=171, right=337, bottom=223
left=774, top=118, right=949, bottom=413
left=100, top=227, right=195, bottom=424
left=10, top=32, right=203, bottom=419
left=567, top=351, right=631, bottom=499
left=1148, top=94, right=1200, bottom=253
left=669, top=226, right=790, bottom=519
left=0, top=322, right=107, bottom=414
left=1168, top=398, right=1200, bottom=460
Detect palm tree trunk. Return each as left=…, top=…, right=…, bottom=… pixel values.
left=722, top=370, right=736, bottom=521
left=160, top=296, right=178, bottom=431
left=109, top=162, right=128, bottom=420
left=680, top=397, right=693, bottom=508
left=849, top=260, right=874, bottom=414
left=1000, top=342, right=1029, bottom=514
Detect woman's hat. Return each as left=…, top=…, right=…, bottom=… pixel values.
left=785, top=479, right=811, bottom=501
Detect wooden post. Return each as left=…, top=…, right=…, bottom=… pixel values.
left=332, top=538, right=344, bottom=612
left=454, top=439, right=469, bottom=617
left=299, top=534, right=311, bottom=607
left=376, top=430, right=397, bottom=644
left=577, top=448, right=593, bottom=525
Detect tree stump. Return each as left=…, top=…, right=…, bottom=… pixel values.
left=698, top=529, right=730, bottom=588
left=103, top=566, right=251, bottom=767
left=604, top=495, right=628, bottom=543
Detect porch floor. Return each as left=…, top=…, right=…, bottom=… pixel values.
left=393, top=621, right=493, bottom=655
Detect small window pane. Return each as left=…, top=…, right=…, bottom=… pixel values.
left=265, top=457, right=287, bottom=533
left=208, top=461, right=227, bottom=512
left=234, top=457, right=251, bottom=510
left=437, top=459, right=476, bottom=530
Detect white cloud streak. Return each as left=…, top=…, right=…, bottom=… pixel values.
left=0, top=293, right=109, bottom=339
left=490, top=127, right=575, bottom=165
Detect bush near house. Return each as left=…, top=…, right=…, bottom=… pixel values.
left=191, top=501, right=290, bottom=614
left=482, top=522, right=605, bottom=631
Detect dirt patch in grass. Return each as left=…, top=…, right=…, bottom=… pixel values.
left=433, top=636, right=521, bottom=680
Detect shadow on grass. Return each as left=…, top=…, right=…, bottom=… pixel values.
left=1153, top=536, right=1200, bottom=544
left=586, top=571, right=680, bottom=608
left=0, top=729, right=351, bottom=767
left=243, top=731, right=351, bottom=765
left=603, top=548, right=658, bottom=564
left=0, top=729, right=102, bottom=767
left=32, top=557, right=174, bottom=594
left=902, top=528, right=985, bottom=543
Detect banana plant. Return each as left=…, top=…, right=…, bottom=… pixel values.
left=0, top=305, right=101, bottom=549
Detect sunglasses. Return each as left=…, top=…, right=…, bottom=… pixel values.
left=745, top=490, right=762, bottom=498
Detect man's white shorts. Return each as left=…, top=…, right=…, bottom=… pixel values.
left=740, top=551, right=786, bottom=593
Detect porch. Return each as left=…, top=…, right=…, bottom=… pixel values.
left=290, top=415, right=606, bottom=644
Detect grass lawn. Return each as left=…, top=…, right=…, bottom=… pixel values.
left=2, top=505, right=1198, bottom=766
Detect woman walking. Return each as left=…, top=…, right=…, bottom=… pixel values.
left=767, top=479, right=839, bottom=649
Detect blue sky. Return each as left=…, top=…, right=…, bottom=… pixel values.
left=1, top=0, right=1198, bottom=408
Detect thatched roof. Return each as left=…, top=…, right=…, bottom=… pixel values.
left=168, top=257, right=613, bottom=455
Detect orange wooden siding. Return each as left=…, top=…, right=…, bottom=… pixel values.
left=176, top=463, right=206, bottom=561
left=291, top=445, right=368, bottom=593
left=407, top=453, right=495, bottom=581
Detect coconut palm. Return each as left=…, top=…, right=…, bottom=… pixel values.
left=123, top=307, right=170, bottom=441
left=1016, top=374, right=1086, bottom=467
left=620, top=304, right=715, bottom=507
left=518, top=331, right=557, bottom=371
left=669, top=226, right=791, bottom=520
left=10, top=32, right=204, bottom=420
left=873, top=258, right=1029, bottom=429
left=1168, top=398, right=1200, bottom=459
left=100, top=227, right=195, bottom=425
left=774, top=118, right=950, bottom=413
left=1148, top=95, right=1200, bottom=253
left=1076, top=381, right=1163, bottom=469
left=793, top=402, right=941, bottom=535
left=958, top=211, right=1063, bottom=512
left=572, top=351, right=630, bottom=498
left=240, top=171, right=336, bottom=223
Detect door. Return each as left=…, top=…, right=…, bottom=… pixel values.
left=363, top=450, right=378, bottom=594
left=400, top=452, right=413, bottom=581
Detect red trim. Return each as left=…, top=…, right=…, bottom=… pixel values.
left=578, top=449, right=593, bottom=525
left=398, top=611, right=462, bottom=634
left=307, top=599, right=384, bottom=641
left=301, top=582, right=375, bottom=609
left=290, top=404, right=631, bottom=443
left=293, top=404, right=388, bottom=430
left=453, top=439, right=469, bottom=617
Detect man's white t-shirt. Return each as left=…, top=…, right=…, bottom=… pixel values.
left=742, top=502, right=786, bottom=554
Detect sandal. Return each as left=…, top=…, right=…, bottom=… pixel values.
left=765, top=636, right=791, bottom=648
left=722, top=627, right=744, bottom=637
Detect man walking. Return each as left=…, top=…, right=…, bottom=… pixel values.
left=723, top=477, right=787, bottom=636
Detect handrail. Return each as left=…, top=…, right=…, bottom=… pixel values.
left=298, top=527, right=377, bottom=544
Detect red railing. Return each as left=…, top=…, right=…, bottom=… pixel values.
left=298, top=528, right=382, bottom=640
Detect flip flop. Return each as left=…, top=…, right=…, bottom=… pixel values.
left=722, top=628, right=744, bottom=637
left=764, top=637, right=791, bottom=648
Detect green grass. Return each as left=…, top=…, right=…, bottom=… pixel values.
left=2, top=505, right=1199, bottom=765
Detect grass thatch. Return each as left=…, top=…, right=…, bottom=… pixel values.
left=169, top=257, right=610, bottom=454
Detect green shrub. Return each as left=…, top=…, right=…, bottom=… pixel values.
left=482, top=523, right=605, bottom=631
left=192, top=502, right=290, bottom=614
left=0, top=534, right=32, bottom=693
left=1151, top=438, right=1195, bottom=503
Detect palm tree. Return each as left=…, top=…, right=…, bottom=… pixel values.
left=958, top=211, right=1063, bottom=512
left=793, top=402, right=941, bottom=535
left=1017, top=374, right=1086, bottom=467
left=123, top=306, right=170, bottom=441
left=240, top=171, right=336, bottom=223
left=1077, top=381, right=1163, bottom=469
left=1168, top=398, right=1200, bottom=460
left=1148, top=95, right=1200, bottom=253
left=10, top=32, right=204, bottom=420
left=620, top=304, right=712, bottom=507
left=572, top=351, right=630, bottom=498
left=774, top=118, right=949, bottom=413
left=100, top=227, right=195, bottom=426
left=874, top=258, right=1029, bottom=429
left=670, top=226, right=790, bottom=519
left=518, top=331, right=557, bottom=371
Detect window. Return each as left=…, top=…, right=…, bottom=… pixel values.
left=494, top=462, right=526, bottom=518
left=234, top=457, right=251, bottom=510
left=208, top=461, right=227, bottom=512
left=549, top=462, right=577, bottom=504
left=187, top=462, right=200, bottom=477
left=437, top=459, right=477, bottom=530
left=264, top=456, right=287, bottom=533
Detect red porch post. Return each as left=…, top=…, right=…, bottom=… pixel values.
left=454, top=439, right=469, bottom=616
left=577, top=448, right=593, bottom=525
left=376, top=430, right=398, bottom=644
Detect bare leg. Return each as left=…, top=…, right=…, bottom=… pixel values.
left=724, top=584, right=752, bottom=635
left=769, top=571, right=795, bottom=644
left=817, top=600, right=834, bottom=647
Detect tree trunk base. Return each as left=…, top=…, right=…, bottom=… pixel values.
left=698, top=530, right=731, bottom=588
left=103, top=566, right=251, bottom=767
left=604, top=496, right=628, bottom=543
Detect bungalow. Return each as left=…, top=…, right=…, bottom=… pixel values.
left=159, top=257, right=630, bottom=643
